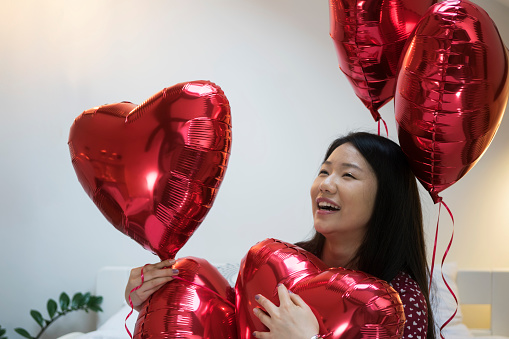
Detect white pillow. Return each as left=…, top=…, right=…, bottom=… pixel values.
left=75, top=306, right=137, bottom=339
left=215, top=262, right=240, bottom=286
left=430, top=262, right=472, bottom=338
left=98, top=305, right=137, bottom=332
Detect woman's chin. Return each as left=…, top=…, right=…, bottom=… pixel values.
left=313, top=224, right=332, bottom=236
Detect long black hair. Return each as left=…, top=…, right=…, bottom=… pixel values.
left=296, top=132, right=435, bottom=339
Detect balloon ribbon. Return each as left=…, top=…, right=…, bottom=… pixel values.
left=428, top=199, right=456, bottom=339
left=377, top=117, right=389, bottom=137
left=126, top=264, right=148, bottom=338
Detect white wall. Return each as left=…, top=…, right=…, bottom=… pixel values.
left=0, top=0, right=508, bottom=337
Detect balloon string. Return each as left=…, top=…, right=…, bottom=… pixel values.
left=428, top=201, right=441, bottom=292
left=377, top=117, right=389, bottom=137
left=439, top=200, right=456, bottom=339
left=125, top=264, right=148, bottom=339
left=428, top=199, right=456, bottom=339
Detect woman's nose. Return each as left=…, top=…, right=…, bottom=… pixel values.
left=319, top=176, right=336, bottom=193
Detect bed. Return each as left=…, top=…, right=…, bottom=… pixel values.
left=58, top=262, right=509, bottom=339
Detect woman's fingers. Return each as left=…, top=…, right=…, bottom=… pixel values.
left=147, top=259, right=176, bottom=271
left=125, top=259, right=179, bottom=309
left=129, top=259, right=178, bottom=285
left=255, top=293, right=278, bottom=316
left=276, top=284, right=292, bottom=306
left=134, top=276, right=174, bottom=299
left=141, top=259, right=176, bottom=279
left=139, top=275, right=176, bottom=291
left=253, top=307, right=272, bottom=327
left=252, top=330, right=271, bottom=339
left=252, top=287, right=320, bottom=339
left=143, top=265, right=179, bottom=282
left=254, top=284, right=296, bottom=321
left=288, top=290, right=309, bottom=308
left=277, top=284, right=311, bottom=310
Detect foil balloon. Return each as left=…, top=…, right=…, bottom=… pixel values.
left=68, top=81, right=232, bottom=259
left=236, top=239, right=405, bottom=339
left=134, top=257, right=237, bottom=338
left=395, top=0, right=509, bottom=203
left=329, top=0, right=436, bottom=121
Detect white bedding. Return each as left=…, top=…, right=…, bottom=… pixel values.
left=60, top=263, right=509, bottom=339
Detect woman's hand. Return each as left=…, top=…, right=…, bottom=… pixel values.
left=253, top=284, right=320, bottom=339
left=124, top=259, right=179, bottom=311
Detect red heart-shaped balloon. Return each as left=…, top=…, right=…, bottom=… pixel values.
left=395, top=0, right=509, bottom=203
left=329, top=0, right=436, bottom=121
left=236, top=239, right=405, bottom=339
left=134, top=257, right=237, bottom=339
left=68, top=81, right=232, bottom=259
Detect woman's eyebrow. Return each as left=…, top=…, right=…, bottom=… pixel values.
left=341, top=162, right=362, bottom=171
left=323, top=160, right=363, bottom=171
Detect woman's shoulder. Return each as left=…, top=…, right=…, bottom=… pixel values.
left=390, top=271, right=424, bottom=296
left=390, top=271, right=428, bottom=339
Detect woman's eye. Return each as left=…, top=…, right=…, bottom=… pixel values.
left=343, top=172, right=355, bottom=178
left=319, top=169, right=329, bottom=176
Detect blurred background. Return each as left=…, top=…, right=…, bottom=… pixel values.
left=0, top=0, right=508, bottom=336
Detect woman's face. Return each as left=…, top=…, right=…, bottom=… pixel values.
left=310, top=142, right=378, bottom=239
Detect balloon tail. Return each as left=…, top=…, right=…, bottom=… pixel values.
left=370, top=107, right=382, bottom=124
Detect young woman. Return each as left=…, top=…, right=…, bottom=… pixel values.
left=125, top=132, right=435, bottom=339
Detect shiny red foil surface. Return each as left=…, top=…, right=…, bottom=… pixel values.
left=236, top=239, right=405, bottom=339
left=395, top=0, right=509, bottom=203
left=329, top=0, right=436, bottom=121
left=134, top=257, right=237, bottom=339
left=68, top=81, right=232, bottom=259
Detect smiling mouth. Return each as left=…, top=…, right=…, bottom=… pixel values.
left=317, top=201, right=340, bottom=211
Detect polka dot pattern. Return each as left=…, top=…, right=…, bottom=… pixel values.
left=390, top=272, right=428, bottom=339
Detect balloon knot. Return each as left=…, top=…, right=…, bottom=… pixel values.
left=431, top=193, right=443, bottom=204
left=369, top=107, right=381, bottom=122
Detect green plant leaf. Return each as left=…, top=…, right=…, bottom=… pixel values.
left=87, top=295, right=100, bottom=306
left=59, top=292, right=70, bottom=311
left=47, top=298, right=58, bottom=318
left=77, top=292, right=87, bottom=307
left=15, top=328, right=34, bottom=339
left=30, top=309, right=44, bottom=327
left=81, top=292, right=91, bottom=306
left=87, top=295, right=103, bottom=312
left=71, top=292, right=83, bottom=308
left=0, top=327, right=6, bottom=336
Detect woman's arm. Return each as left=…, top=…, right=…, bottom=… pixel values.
left=252, top=284, right=320, bottom=339
left=124, top=259, right=179, bottom=311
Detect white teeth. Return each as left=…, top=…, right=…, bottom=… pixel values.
left=318, top=201, right=340, bottom=210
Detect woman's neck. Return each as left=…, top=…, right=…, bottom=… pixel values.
left=321, top=234, right=363, bottom=269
